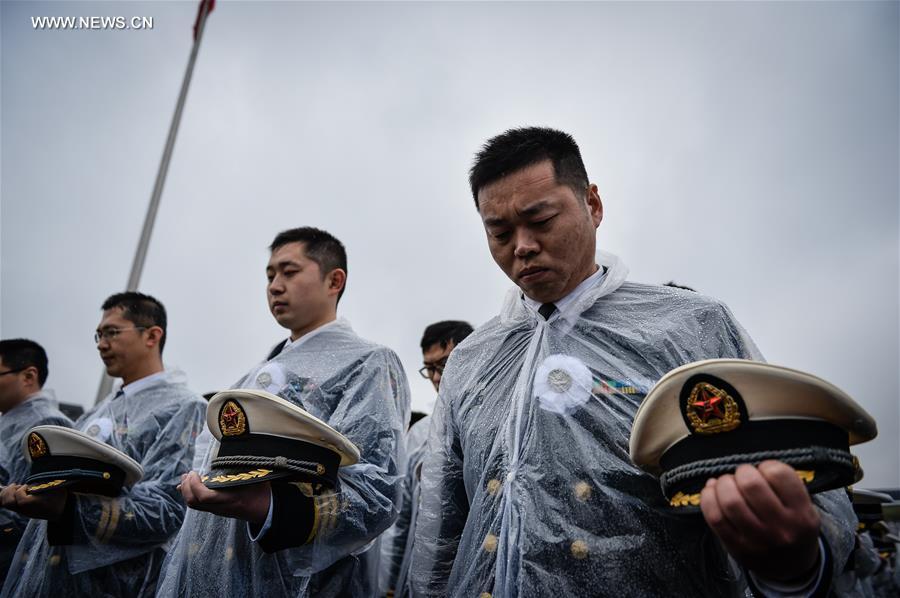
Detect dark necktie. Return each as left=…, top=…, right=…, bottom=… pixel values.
left=266, top=339, right=288, bottom=361
left=538, top=303, right=557, bottom=320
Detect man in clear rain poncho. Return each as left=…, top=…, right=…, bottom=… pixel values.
left=157, top=227, right=410, bottom=597
left=409, top=127, right=858, bottom=597
left=380, top=320, right=474, bottom=597
left=0, top=339, right=72, bottom=580
left=0, top=293, right=206, bottom=596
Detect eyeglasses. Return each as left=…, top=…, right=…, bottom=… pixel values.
left=0, top=368, right=25, bottom=377
left=418, top=359, right=448, bottom=379
left=94, top=327, right=146, bottom=344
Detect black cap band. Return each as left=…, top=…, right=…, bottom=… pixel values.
left=207, top=433, right=342, bottom=488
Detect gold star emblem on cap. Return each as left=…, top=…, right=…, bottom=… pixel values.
left=219, top=400, right=248, bottom=436
left=685, top=382, right=741, bottom=434
left=27, top=432, right=48, bottom=459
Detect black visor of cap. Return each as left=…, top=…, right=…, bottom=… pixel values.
left=25, top=455, right=128, bottom=497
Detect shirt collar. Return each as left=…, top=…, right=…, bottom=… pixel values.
left=282, top=318, right=341, bottom=353
left=25, top=388, right=56, bottom=403
left=522, top=265, right=606, bottom=327
left=3, top=389, right=56, bottom=417
left=119, top=370, right=167, bottom=398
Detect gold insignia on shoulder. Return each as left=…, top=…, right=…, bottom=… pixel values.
left=219, top=400, right=248, bottom=436
left=27, top=432, right=48, bottom=459
left=685, top=382, right=741, bottom=435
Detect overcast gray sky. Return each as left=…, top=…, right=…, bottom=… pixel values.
left=2, top=1, right=898, bottom=486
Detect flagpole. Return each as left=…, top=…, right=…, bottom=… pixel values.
left=94, top=0, right=213, bottom=404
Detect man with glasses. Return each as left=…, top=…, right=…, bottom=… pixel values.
left=0, top=339, right=72, bottom=580
left=381, top=320, right=473, bottom=597
left=418, top=321, right=474, bottom=393
left=0, top=292, right=205, bottom=597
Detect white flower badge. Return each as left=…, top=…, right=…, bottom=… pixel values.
left=84, top=417, right=114, bottom=442
left=533, top=354, right=593, bottom=415
left=251, top=362, right=286, bottom=395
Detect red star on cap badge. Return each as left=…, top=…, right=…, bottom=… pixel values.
left=219, top=400, right=247, bottom=436
left=685, top=381, right=742, bottom=434
left=691, top=387, right=725, bottom=422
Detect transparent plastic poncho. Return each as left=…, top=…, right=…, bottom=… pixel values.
left=1, top=370, right=206, bottom=597
left=410, top=253, right=858, bottom=597
left=379, top=414, right=431, bottom=597
left=156, top=319, right=410, bottom=597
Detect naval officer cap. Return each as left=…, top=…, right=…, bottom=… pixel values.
left=850, top=488, right=900, bottom=555
left=203, top=389, right=360, bottom=490
left=851, top=488, right=900, bottom=528
left=630, top=359, right=877, bottom=509
left=23, top=425, right=143, bottom=496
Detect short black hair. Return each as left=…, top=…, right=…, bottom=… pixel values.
left=0, top=339, right=49, bottom=387
left=269, top=227, right=348, bottom=304
left=420, top=320, right=474, bottom=352
left=469, top=127, right=589, bottom=209
left=101, top=292, right=168, bottom=354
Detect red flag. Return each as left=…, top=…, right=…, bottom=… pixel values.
left=192, top=0, right=215, bottom=41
